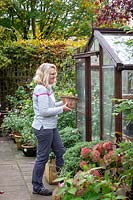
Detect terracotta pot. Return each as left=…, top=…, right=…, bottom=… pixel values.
left=9, top=131, right=16, bottom=143
left=61, top=96, right=78, bottom=109
left=14, top=133, right=22, bottom=149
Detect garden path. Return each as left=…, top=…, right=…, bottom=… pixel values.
left=0, top=137, right=56, bottom=200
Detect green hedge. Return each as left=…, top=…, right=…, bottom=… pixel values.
left=0, top=39, right=85, bottom=105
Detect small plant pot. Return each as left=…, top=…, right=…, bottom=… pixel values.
left=9, top=132, right=16, bottom=143
left=61, top=96, right=78, bottom=109
left=21, top=144, right=36, bottom=157
left=14, top=133, right=22, bottom=150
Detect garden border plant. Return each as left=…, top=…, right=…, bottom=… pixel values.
left=53, top=140, right=133, bottom=200
left=52, top=96, right=133, bottom=200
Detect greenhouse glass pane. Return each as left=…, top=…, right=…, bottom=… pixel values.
left=122, top=70, right=133, bottom=134
left=91, top=70, right=100, bottom=140
left=122, top=71, right=133, bottom=95
left=91, top=55, right=99, bottom=65
left=76, top=59, right=86, bottom=140
left=90, top=38, right=99, bottom=65
left=103, top=51, right=114, bottom=66
left=103, top=34, right=133, bottom=64
left=103, top=64, right=115, bottom=139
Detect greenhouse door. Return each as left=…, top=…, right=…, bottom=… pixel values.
left=75, top=51, right=100, bottom=141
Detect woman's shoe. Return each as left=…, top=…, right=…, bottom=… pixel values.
left=33, top=188, right=52, bottom=196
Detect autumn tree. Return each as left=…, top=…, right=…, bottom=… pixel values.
left=95, top=0, right=133, bottom=28
left=0, top=0, right=103, bottom=40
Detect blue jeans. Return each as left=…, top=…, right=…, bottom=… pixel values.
left=32, top=127, right=66, bottom=190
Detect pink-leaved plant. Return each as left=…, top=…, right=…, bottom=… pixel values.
left=80, top=141, right=123, bottom=176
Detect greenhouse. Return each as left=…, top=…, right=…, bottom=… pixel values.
left=0, top=0, right=133, bottom=199
left=74, top=28, right=133, bottom=141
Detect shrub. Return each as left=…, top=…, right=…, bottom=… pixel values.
left=61, top=141, right=98, bottom=177
left=57, top=110, right=76, bottom=130
left=60, top=126, right=81, bottom=149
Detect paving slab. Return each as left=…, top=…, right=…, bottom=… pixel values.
left=0, top=137, right=56, bottom=200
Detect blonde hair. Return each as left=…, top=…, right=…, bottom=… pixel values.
left=33, top=63, right=57, bottom=87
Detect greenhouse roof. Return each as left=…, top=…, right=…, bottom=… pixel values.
left=86, top=28, right=133, bottom=69
left=102, top=34, right=133, bottom=65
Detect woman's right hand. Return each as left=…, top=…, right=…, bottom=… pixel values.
left=63, top=103, right=72, bottom=112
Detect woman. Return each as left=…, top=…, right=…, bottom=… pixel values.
left=32, top=63, right=71, bottom=196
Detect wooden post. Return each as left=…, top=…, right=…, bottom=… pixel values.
left=114, top=67, right=122, bottom=133
left=85, top=57, right=92, bottom=141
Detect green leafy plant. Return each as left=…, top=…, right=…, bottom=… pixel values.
left=112, top=98, right=133, bottom=123
left=5, top=85, right=31, bottom=111
left=1, top=83, right=36, bottom=147
left=21, top=131, right=37, bottom=147
left=58, top=110, right=77, bottom=130
left=113, top=98, right=133, bottom=138
left=1, top=111, right=18, bottom=134
left=115, top=141, right=133, bottom=186
left=61, top=88, right=78, bottom=97
left=49, top=126, right=81, bottom=160
left=54, top=171, right=126, bottom=200
left=60, top=127, right=81, bottom=149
